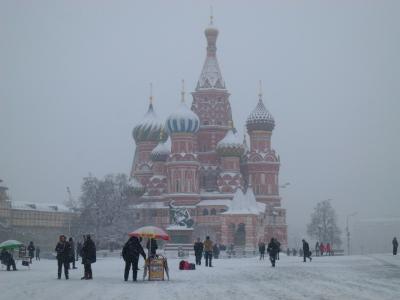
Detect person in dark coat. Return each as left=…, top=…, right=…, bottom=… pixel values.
left=258, top=241, right=266, bottom=260
left=146, top=238, right=158, bottom=257
left=286, top=247, right=291, bottom=256
left=77, top=241, right=82, bottom=261
left=393, top=237, right=398, bottom=255
left=27, top=241, right=35, bottom=263
left=267, top=238, right=280, bottom=267
left=69, top=237, right=77, bottom=269
left=315, top=242, right=320, bottom=257
left=213, top=243, right=220, bottom=259
left=275, top=240, right=281, bottom=260
left=55, top=235, right=71, bottom=279
left=0, top=249, right=17, bottom=271
left=81, top=235, right=96, bottom=280
left=302, top=239, right=312, bottom=262
left=122, top=236, right=146, bottom=281
left=292, top=248, right=297, bottom=256
left=193, top=238, right=204, bottom=265
left=35, top=246, right=40, bottom=261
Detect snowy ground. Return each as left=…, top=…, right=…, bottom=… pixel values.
left=1, top=253, right=399, bottom=300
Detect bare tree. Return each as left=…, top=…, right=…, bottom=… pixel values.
left=307, top=200, right=342, bottom=248
left=78, top=174, right=135, bottom=248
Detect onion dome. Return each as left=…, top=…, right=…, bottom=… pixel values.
left=166, top=81, right=200, bottom=134
left=246, top=82, right=275, bottom=132
left=150, top=138, right=171, bottom=162
left=132, top=86, right=167, bottom=144
left=216, top=127, right=245, bottom=157
left=129, top=177, right=145, bottom=197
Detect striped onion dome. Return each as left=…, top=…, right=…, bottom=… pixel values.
left=216, top=128, right=245, bottom=157
left=132, top=103, right=167, bottom=144
left=246, top=98, right=275, bottom=132
left=166, top=101, right=200, bottom=134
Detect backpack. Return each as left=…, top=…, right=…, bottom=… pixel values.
left=179, top=260, right=185, bottom=270
left=189, top=263, right=196, bottom=270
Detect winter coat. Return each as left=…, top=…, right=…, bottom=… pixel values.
left=69, top=240, right=75, bottom=262
left=319, top=243, right=325, bottom=253
left=258, top=242, right=266, bottom=254
left=146, top=239, right=158, bottom=256
left=303, top=241, right=310, bottom=255
left=203, top=239, right=213, bottom=252
left=326, top=243, right=331, bottom=252
left=267, top=240, right=279, bottom=256
left=0, top=250, right=14, bottom=265
left=194, top=242, right=204, bottom=256
left=213, top=244, right=220, bottom=256
left=55, top=241, right=71, bottom=262
left=122, top=237, right=146, bottom=261
left=315, top=242, right=320, bottom=251
left=81, top=238, right=96, bottom=265
left=28, top=243, right=35, bottom=257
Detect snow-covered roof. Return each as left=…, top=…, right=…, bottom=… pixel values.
left=166, top=225, right=194, bottom=231
left=11, top=201, right=71, bottom=213
left=216, top=129, right=245, bottom=157
left=129, top=202, right=167, bottom=209
left=150, top=139, right=171, bottom=161
left=222, top=187, right=263, bottom=215
left=196, top=199, right=231, bottom=207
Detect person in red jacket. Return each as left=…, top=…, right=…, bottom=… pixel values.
left=319, top=242, right=325, bottom=256
left=326, top=243, right=332, bottom=256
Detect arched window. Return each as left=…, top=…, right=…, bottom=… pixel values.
left=210, top=208, right=217, bottom=215
left=202, top=208, right=209, bottom=216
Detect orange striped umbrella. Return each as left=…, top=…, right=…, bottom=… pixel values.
left=128, top=226, right=170, bottom=241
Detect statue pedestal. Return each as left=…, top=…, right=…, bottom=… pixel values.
left=166, top=225, right=194, bottom=244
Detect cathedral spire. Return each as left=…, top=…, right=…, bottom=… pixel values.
left=149, top=82, right=153, bottom=105
left=196, top=12, right=226, bottom=90
left=181, top=79, right=185, bottom=103
left=258, top=80, right=263, bottom=102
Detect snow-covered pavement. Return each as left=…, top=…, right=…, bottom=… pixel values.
left=1, top=254, right=399, bottom=300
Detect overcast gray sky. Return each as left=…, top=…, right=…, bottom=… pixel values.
left=1, top=0, right=399, bottom=241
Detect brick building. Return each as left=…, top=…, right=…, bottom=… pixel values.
left=129, top=20, right=287, bottom=251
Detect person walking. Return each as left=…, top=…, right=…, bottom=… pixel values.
left=35, top=246, right=40, bottom=261
left=203, top=236, right=213, bottom=267
left=267, top=238, right=280, bottom=267
left=146, top=238, right=158, bottom=257
left=286, top=247, right=291, bottom=257
left=81, top=235, right=96, bottom=280
left=69, top=237, right=77, bottom=269
left=55, top=235, right=71, bottom=279
left=292, top=248, right=297, bottom=256
left=393, top=237, right=398, bottom=255
left=302, top=239, right=312, bottom=262
left=258, top=241, right=266, bottom=260
left=122, top=236, right=146, bottom=281
left=27, top=241, right=35, bottom=263
left=193, top=238, right=204, bottom=265
left=275, top=239, right=281, bottom=260
left=319, top=242, right=325, bottom=256
left=315, top=242, right=320, bottom=257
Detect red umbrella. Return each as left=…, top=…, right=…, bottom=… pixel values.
left=128, top=226, right=170, bottom=241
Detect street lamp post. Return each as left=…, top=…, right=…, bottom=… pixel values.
left=346, top=212, right=357, bottom=255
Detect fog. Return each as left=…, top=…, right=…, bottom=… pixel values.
left=1, top=0, right=399, bottom=244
